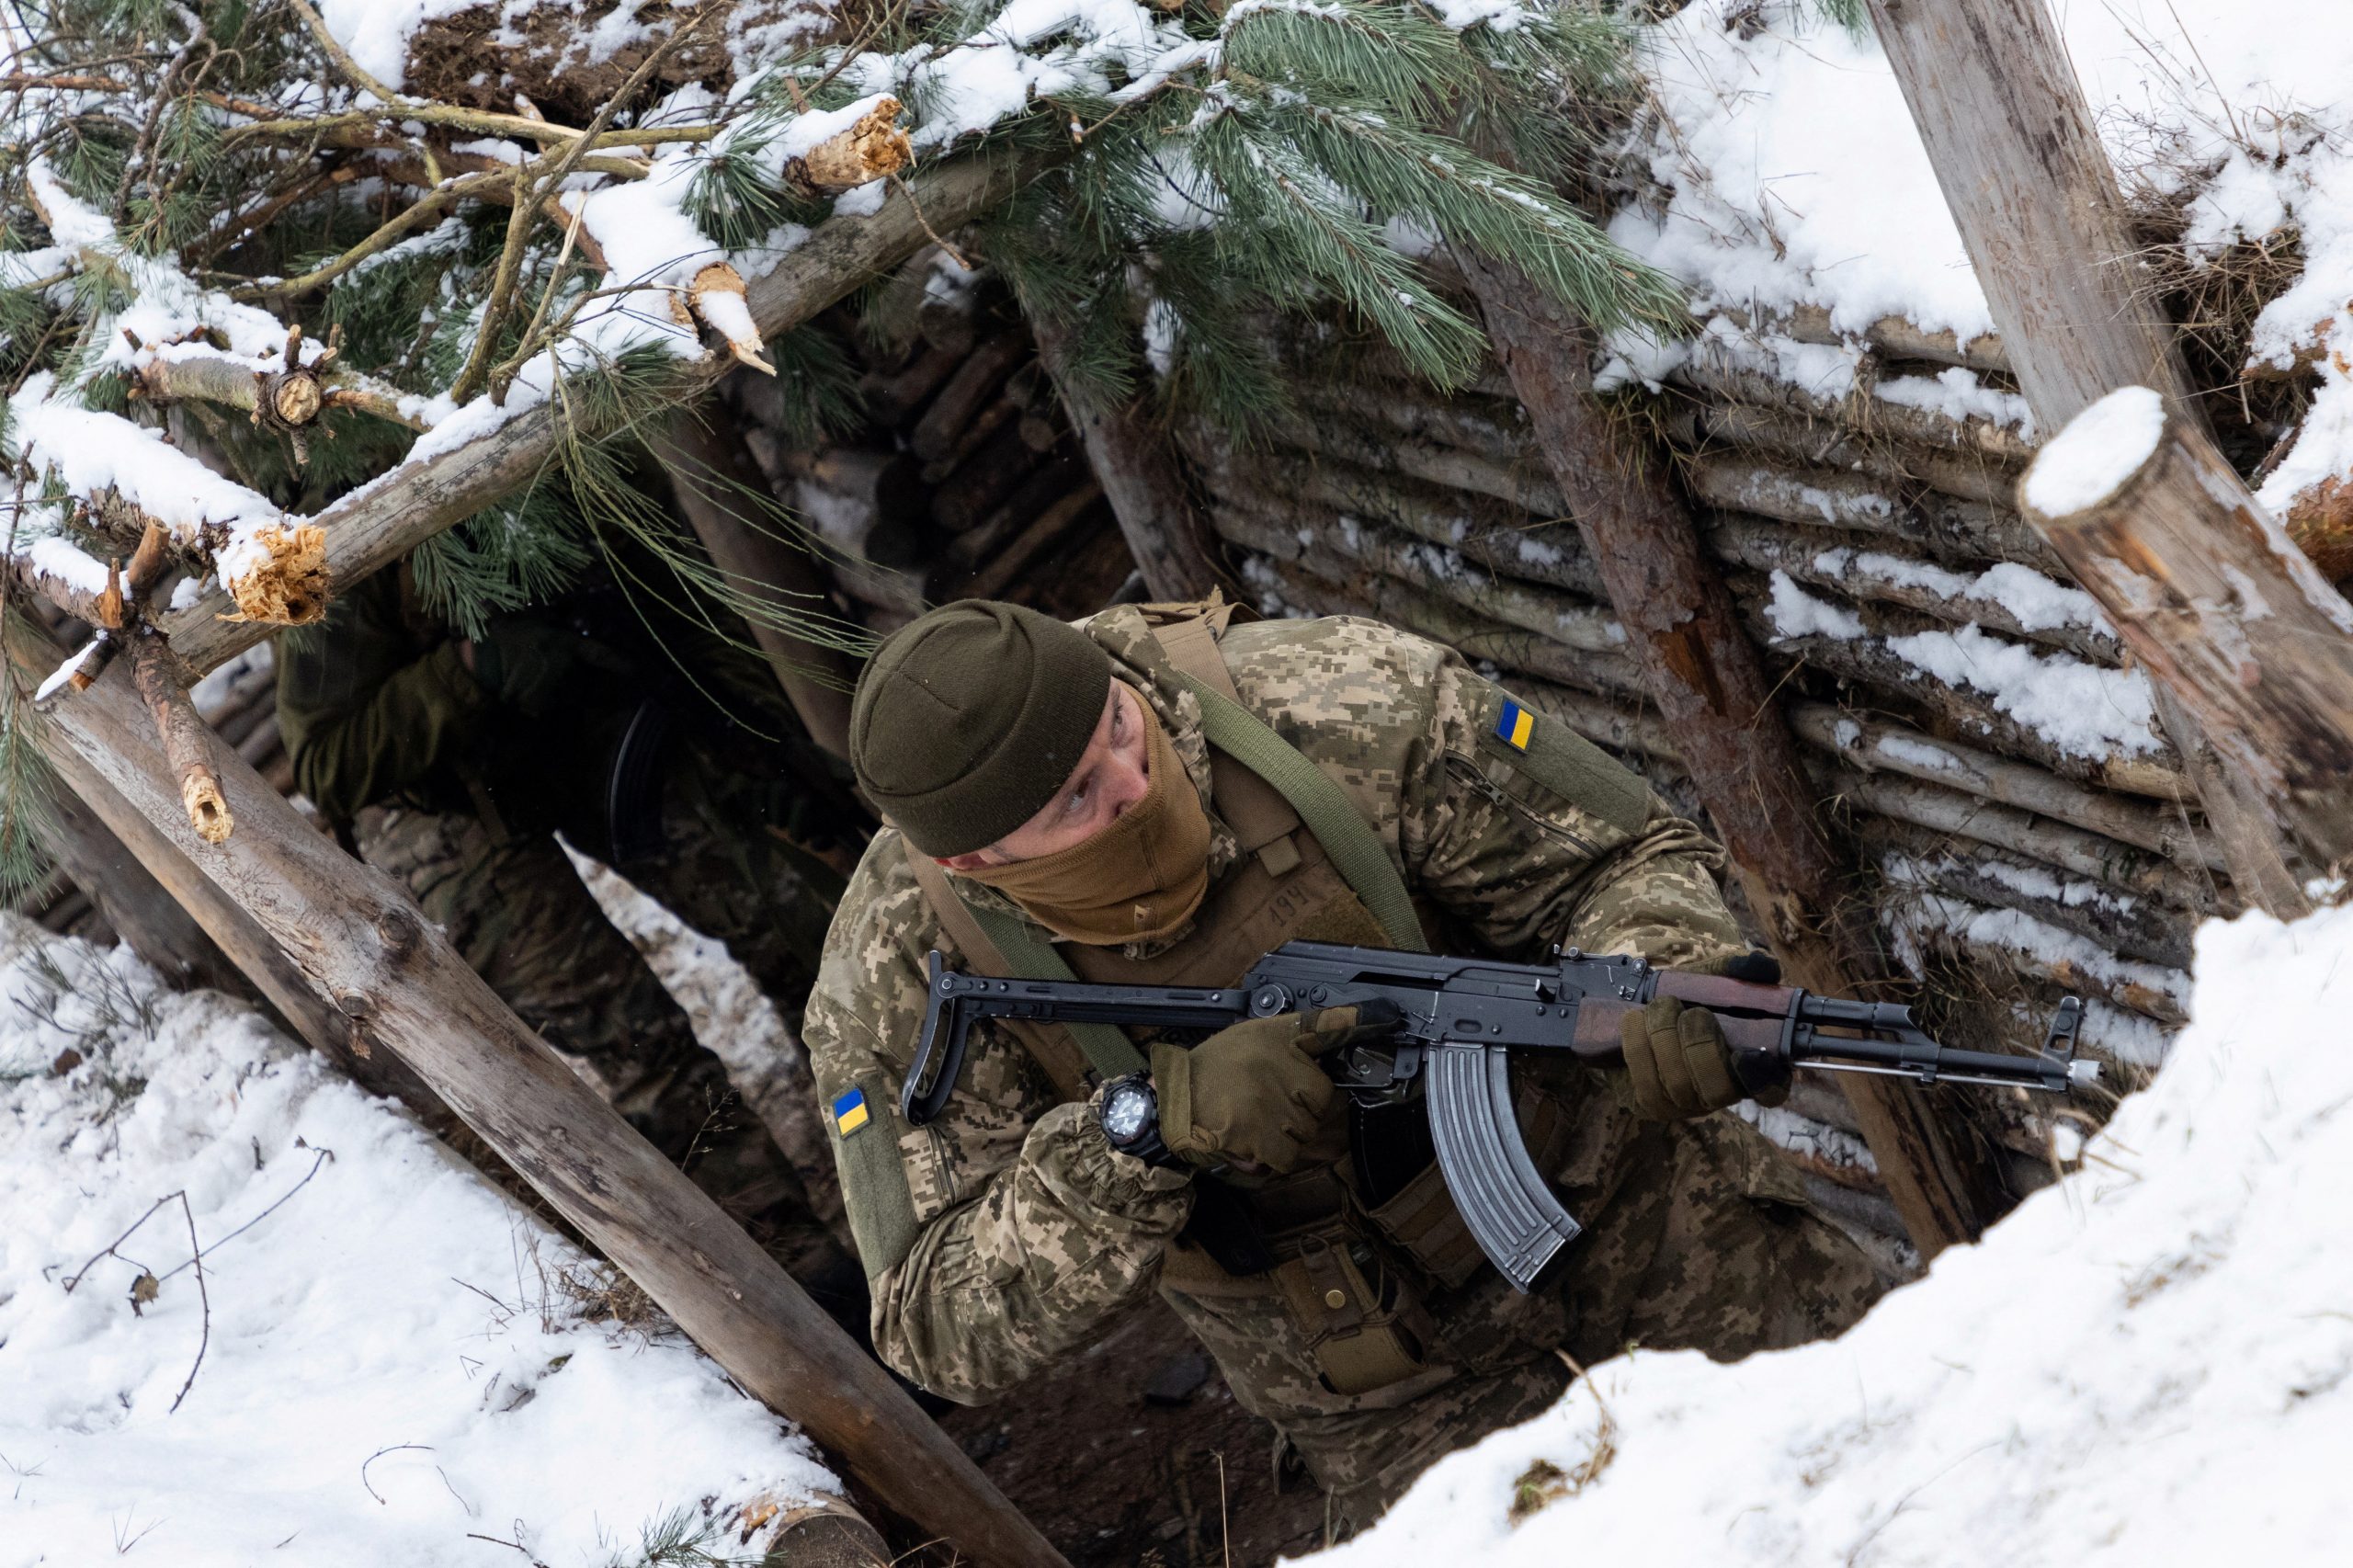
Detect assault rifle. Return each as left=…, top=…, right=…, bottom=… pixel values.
left=904, top=941, right=2095, bottom=1291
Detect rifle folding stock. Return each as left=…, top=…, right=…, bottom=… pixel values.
left=906, top=941, right=2094, bottom=1290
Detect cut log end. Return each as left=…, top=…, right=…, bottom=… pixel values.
left=786, top=97, right=912, bottom=196
left=688, top=264, right=777, bottom=375
left=2285, top=473, right=2353, bottom=583
left=222, top=522, right=330, bottom=626
left=2018, top=385, right=2167, bottom=520
left=268, top=371, right=324, bottom=428
left=179, top=767, right=233, bottom=844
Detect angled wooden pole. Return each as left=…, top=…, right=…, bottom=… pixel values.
left=27, top=652, right=1070, bottom=1568
left=1027, top=312, right=1229, bottom=600
left=654, top=408, right=859, bottom=759
left=1863, top=0, right=2320, bottom=914
left=1457, top=258, right=2003, bottom=1256
left=2020, top=392, right=2353, bottom=874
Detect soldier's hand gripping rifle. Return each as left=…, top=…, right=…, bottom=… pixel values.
left=902, top=940, right=2096, bottom=1291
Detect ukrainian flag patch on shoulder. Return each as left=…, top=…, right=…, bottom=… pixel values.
left=1495, top=698, right=1535, bottom=752
left=831, top=1087, right=870, bottom=1137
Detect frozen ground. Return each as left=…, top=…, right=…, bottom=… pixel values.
left=1311, top=898, right=2353, bottom=1567
left=0, top=915, right=834, bottom=1568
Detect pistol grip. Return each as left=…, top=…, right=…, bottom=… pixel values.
left=1425, top=1043, right=1582, bottom=1292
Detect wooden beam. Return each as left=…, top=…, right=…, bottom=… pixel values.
left=1028, top=312, right=1228, bottom=600
left=1863, top=0, right=2316, bottom=915
left=2019, top=392, right=2353, bottom=873
left=33, top=763, right=251, bottom=997
left=31, top=654, right=1070, bottom=1568
left=1458, top=255, right=2006, bottom=1256
left=159, top=155, right=1036, bottom=677
left=652, top=409, right=860, bottom=759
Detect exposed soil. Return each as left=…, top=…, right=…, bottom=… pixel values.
left=931, top=1297, right=1334, bottom=1567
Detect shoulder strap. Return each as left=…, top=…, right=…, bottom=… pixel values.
left=1149, top=610, right=1304, bottom=877
left=1174, top=674, right=1429, bottom=954
left=903, top=844, right=1146, bottom=1085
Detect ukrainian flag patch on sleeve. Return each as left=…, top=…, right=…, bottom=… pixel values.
left=831, top=1087, right=870, bottom=1137
left=1495, top=698, right=1535, bottom=752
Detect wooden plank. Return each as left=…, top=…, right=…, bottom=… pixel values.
left=32, top=653, right=1070, bottom=1568
left=1863, top=0, right=2317, bottom=915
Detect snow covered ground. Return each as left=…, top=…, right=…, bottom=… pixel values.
left=1311, top=897, right=2353, bottom=1566
left=0, top=917, right=835, bottom=1568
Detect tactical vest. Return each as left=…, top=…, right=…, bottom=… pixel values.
left=902, top=601, right=1575, bottom=1396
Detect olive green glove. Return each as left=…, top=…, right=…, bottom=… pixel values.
left=468, top=617, right=631, bottom=718
left=1150, top=1003, right=1397, bottom=1174
left=1620, top=949, right=1790, bottom=1121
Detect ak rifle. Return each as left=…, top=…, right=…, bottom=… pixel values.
left=904, top=940, right=2095, bottom=1291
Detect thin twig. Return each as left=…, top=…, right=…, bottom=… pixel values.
left=360, top=1443, right=434, bottom=1506
left=156, top=1145, right=334, bottom=1282
left=888, top=173, right=971, bottom=268
left=166, top=1191, right=208, bottom=1413
left=63, top=1192, right=179, bottom=1292
left=451, top=4, right=721, bottom=403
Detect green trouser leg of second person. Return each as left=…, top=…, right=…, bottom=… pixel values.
left=352, top=803, right=869, bottom=1333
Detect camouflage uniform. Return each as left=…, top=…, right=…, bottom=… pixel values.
left=804, top=608, right=1881, bottom=1525
left=278, top=566, right=863, bottom=1309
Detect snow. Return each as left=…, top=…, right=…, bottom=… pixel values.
left=2021, top=386, right=2169, bottom=517
left=0, top=917, right=835, bottom=1566
left=1883, top=622, right=2160, bottom=758
left=1611, top=1, right=2353, bottom=511
left=1313, top=896, right=2353, bottom=1566
left=316, top=1, right=482, bottom=93
left=1764, top=570, right=1865, bottom=641
left=1766, top=574, right=2156, bottom=760
left=6, top=376, right=293, bottom=594
left=1873, top=366, right=2034, bottom=438
left=1811, top=548, right=2111, bottom=636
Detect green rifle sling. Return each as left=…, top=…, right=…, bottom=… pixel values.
left=955, top=894, right=1148, bottom=1081
left=1172, top=675, right=1429, bottom=955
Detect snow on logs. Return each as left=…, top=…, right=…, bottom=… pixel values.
left=8, top=395, right=328, bottom=627
left=2018, top=387, right=2353, bottom=874
left=1208, top=318, right=2244, bottom=1089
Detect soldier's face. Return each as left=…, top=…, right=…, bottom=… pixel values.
left=941, top=683, right=1153, bottom=869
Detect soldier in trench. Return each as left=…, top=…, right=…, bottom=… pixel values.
left=805, top=597, right=1887, bottom=1528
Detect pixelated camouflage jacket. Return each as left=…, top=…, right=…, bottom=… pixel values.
left=802, top=608, right=1749, bottom=1404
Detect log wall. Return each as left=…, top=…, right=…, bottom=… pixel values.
left=1179, top=319, right=2241, bottom=1244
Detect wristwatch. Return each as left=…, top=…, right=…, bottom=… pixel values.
left=1097, top=1073, right=1171, bottom=1166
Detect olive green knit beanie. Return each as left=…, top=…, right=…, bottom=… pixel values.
left=850, top=599, right=1114, bottom=857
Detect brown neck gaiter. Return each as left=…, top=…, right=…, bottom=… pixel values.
left=957, top=695, right=1212, bottom=945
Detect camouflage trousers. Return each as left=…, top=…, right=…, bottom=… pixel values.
left=354, top=778, right=864, bottom=1329
left=1162, top=1109, right=1882, bottom=1531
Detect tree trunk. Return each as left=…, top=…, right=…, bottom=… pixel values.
left=1459, top=253, right=2005, bottom=1256
left=1863, top=0, right=2314, bottom=915
left=1028, top=312, right=1227, bottom=600
left=30, top=654, right=1068, bottom=1568
left=653, top=410, right=859, bottom=759
left=2019, top=397, right=2353, bottom=874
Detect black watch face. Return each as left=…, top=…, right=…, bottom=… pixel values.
left=1102, top=1082, right=1154, bottom=1144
